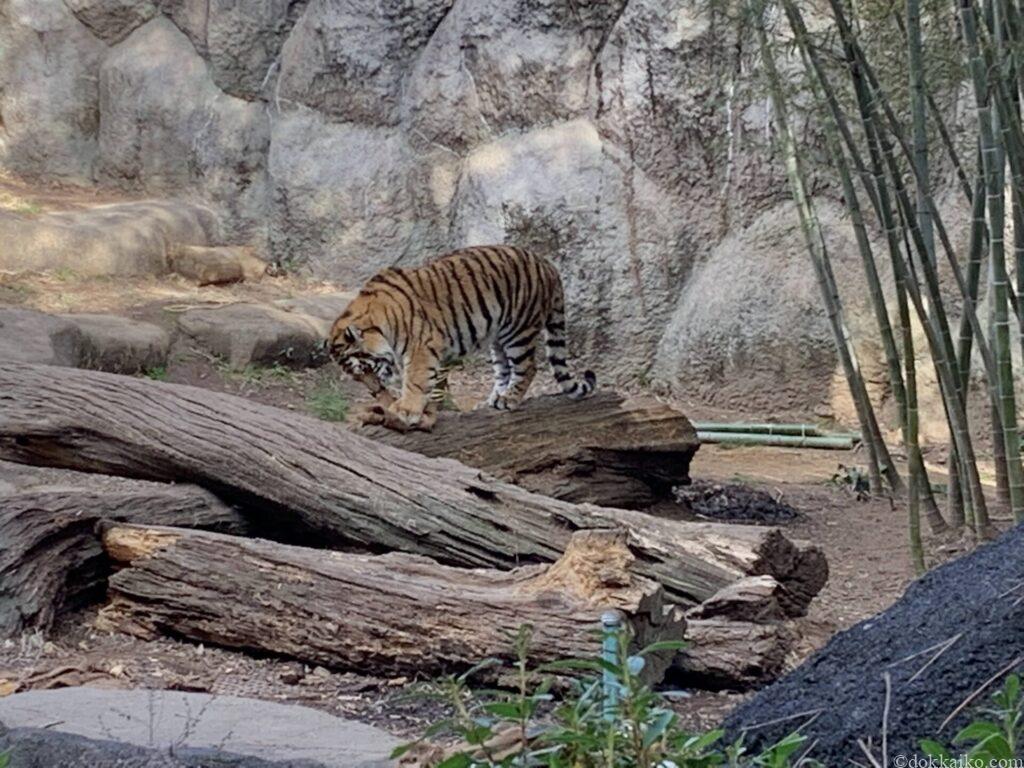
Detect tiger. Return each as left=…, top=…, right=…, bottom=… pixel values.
left=327, top=245, right=597, bottom=432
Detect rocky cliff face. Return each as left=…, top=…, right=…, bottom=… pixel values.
left=0, top=0, right=880, bottom=416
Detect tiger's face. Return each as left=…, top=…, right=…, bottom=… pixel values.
left=327, top=321, right=400, bottom=387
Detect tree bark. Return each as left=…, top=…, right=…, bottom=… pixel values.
left=671, top=619, right=795, bottom=689
left=362, top=391, right=699, bottom=509
left=97, top=525, right=685, bottom=682
left=0, top=364, right=828, bottom=612
left=0, top=473, right=247, bottom=637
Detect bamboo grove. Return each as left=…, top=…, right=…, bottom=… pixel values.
left=740, top=0, right=1024, bottom=566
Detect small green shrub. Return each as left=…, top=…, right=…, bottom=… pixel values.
left=306, top=381, right=349, bottom=422
left=143, top=365, right=168, bottom=381
left=393, top=626, right=816, bottom=768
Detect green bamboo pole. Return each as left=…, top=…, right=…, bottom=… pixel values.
left=961, top=0, right=1024, bottom=523
left=696, top=432, right=857, bottom=450
left=783, top=0, right=907, bottom=495
left=749, top=0, right=888, bottom=493
left=829, top=0, right=991, bottom=531
left=907, top=0, right=937, bottom=265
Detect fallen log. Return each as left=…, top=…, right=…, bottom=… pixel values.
left=97, top=525, right=685, bottom=681
left=0, top=470, right=247, bottom=638
left=362, top=391, right=699, bottom=509
left=671, top=619, right=796, bottom=689
left=0, top=363, right=827, bottom=611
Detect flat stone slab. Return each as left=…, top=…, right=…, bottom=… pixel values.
left=61, top=313, right=170, bottom=374
left=0, top=687, right=399, bottom=767
left=0, top=200, right=220, bottom=277
left=0, top=308, right=84, bottom=366
left=177, top=303, right=323, bottom=370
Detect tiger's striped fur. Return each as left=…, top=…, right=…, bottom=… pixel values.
left=328, top=246, right=596, bottom=430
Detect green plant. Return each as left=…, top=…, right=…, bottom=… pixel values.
left=143, top=365, right=169, bottom=381
left=0, top=749, right=10, bottom=768
left=393, top=626, right=815, bottom=767
left=306, top=381, right=349, bottom=422
left=921, top=673, right=1024, bottom=761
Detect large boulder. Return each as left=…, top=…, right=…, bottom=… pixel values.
left=402, top=0, right=624, bottom=151
left=0, top=0, right=106, bottom=182
left=278, top=0, right=453, bottom=125
left=266, top=111, right=453, bottom=276
left=157, top=0, right=310, bottom=100
left=98, top=17, right=270, bottom=239
left=0, top=200, right=220, bottom=276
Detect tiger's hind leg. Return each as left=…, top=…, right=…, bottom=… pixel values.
left=485, top=344, right=512, bottom=408
left=490, top=336, right=538, bottom=411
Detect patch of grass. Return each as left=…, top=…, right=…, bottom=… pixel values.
left=142, top=365, right=169, bottom=381
left=306, top=380, right=349, bottom=422
left=216, top=361, right=297, bottom=386
left=51, top=266, right=77, bottom=282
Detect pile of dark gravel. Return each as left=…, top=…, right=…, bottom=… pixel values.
left=723, top=522, right=1024, bottom=762
left=674, top=481, right=799, bottom=525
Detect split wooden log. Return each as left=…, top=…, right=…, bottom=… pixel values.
left=362, top=391, right=699, bottom=509
left=672, top=619, right=796, bottom=689
left=0, top=472, right=247, bottom=638
left=97, top=525, right=686, bottom=681
left=685, top=575, right=791, bottom=623
left=0, top=363, right=827, bottom=612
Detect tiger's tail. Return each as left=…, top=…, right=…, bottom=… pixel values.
left=545, top=280, right=596, bottom=400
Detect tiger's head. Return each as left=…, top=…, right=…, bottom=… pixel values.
left=327, top=305, right=400, bottom=387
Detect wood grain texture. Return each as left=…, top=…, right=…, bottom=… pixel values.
left=0, top=363, right=827, bottom=611
left=362, top=391, right=699, bottom=509
left=98, top=526, right=685, bottom=681
left=0, top=478, right=246, bottom=637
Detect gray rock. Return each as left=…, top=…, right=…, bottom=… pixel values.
left=171, top=245, right=267, bottom=285
left=0, top=687, right=399, bottom=766
left=61, top=313, right=170, bottom=373
left=177, top=302, right=323, bottom=369
left=402, top=0, right=623, bottom=150
left=278, top=0, right=453, bottom=125
left=274, top=291, right=356, bottom=336
left=0, top=0, right=106, bottom=182
left=157, top=0, right=310, bottom=100
left=0, top=308, right=84, bottom=366
left=266, top=111, right=452, bottom=276
left=98, top=17, right=270, bottom=240
left=0, top=200, right=220, bottom=276
left=65, top=0, right=158, bottom=43
left=652, top=199, right=877, bottom=414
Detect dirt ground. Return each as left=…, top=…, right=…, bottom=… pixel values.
left=0, top=267, right=1000, bottom=741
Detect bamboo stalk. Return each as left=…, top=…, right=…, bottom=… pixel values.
left=960, top=0, right=1024, bottom=524
left=748, top=0, right=889, bottom=493
left=828, top=0, right=991, bottom=531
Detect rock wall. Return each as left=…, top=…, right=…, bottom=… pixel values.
left=0, top=0, right=888, bottom=415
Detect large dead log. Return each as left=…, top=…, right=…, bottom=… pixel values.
left=0, top=471, right=247, bottom=637
left=0, top=363, right=827, bottom=612
left=97, top=525, right=685, bottom=681
left=362, top=391, right=699, bottom=509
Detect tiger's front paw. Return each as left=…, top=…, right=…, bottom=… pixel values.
left=383, top=401, right=427, bottom=433
left=351, top=402, right=387, bottom=427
